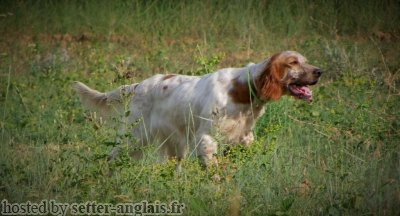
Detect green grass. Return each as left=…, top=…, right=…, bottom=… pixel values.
left=0, top=0, right=399, bottom=215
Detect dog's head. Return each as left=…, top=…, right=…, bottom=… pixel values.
left=256, top=51, right=322, bottom=102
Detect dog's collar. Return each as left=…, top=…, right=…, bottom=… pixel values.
left=246, top=70, right=265, bottom=104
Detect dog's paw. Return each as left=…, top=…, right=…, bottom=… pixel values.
left=239, top=132, right=254, bottom=146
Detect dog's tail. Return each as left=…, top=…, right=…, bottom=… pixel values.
left=73, top=81, right=138, bottom=116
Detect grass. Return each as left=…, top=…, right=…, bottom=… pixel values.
left=0, top=0, right=399, bottom=215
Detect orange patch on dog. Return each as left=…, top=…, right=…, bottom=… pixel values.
left=162, top=74, right=176, bottom=80
left=228, top=78, right=252, bottom=104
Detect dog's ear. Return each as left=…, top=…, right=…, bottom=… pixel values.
left=257, top=53, right=285, bottom=101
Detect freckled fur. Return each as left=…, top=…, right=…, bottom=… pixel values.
left=73, top=51, right=321, bottom=166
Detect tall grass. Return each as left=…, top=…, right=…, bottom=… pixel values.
left=1, top=0, right=399, bottom=38
left=0, top=0, right=399, bottom=215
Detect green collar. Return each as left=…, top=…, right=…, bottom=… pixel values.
left=246, top=70, right=264, bottom=104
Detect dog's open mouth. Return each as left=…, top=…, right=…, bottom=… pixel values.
left=288, top=84, right=312, bottom=102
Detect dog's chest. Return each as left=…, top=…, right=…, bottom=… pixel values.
left=213, top=105, right=264, bottom=143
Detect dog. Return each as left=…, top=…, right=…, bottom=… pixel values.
left=74, top=51, right=322, bottom=167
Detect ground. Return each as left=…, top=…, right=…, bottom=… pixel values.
left=0, top=1, right=399, bottom=215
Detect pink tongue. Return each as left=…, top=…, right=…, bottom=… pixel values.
left=291, top=85, right=311, bottom=95
left=299, top=86, right=311, bottom=96
left=290, top=85, right=313, bottom=101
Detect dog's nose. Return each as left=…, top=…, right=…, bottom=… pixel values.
left=313, top=68, right=322, bottom=77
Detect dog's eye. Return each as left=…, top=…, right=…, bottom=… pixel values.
left=289, top=60, right=298, bottom=65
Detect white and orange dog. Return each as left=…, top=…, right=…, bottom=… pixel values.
left=74, top=51, right=322, bottom=167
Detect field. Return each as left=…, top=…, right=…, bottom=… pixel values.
left=0, top=0, right=399, bottom=215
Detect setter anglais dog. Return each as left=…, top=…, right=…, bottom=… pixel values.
left=74, top=51, right=322, bottom=167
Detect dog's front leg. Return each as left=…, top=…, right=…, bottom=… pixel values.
left=196, top=133, right=218, bottom=167
left=239, top=131, right=254, bottom=147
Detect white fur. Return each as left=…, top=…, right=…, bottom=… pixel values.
left=74, top=59, right=272, bottom=166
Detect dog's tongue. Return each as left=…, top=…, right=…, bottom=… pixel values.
left=290, top=85, right=313, bottom=101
